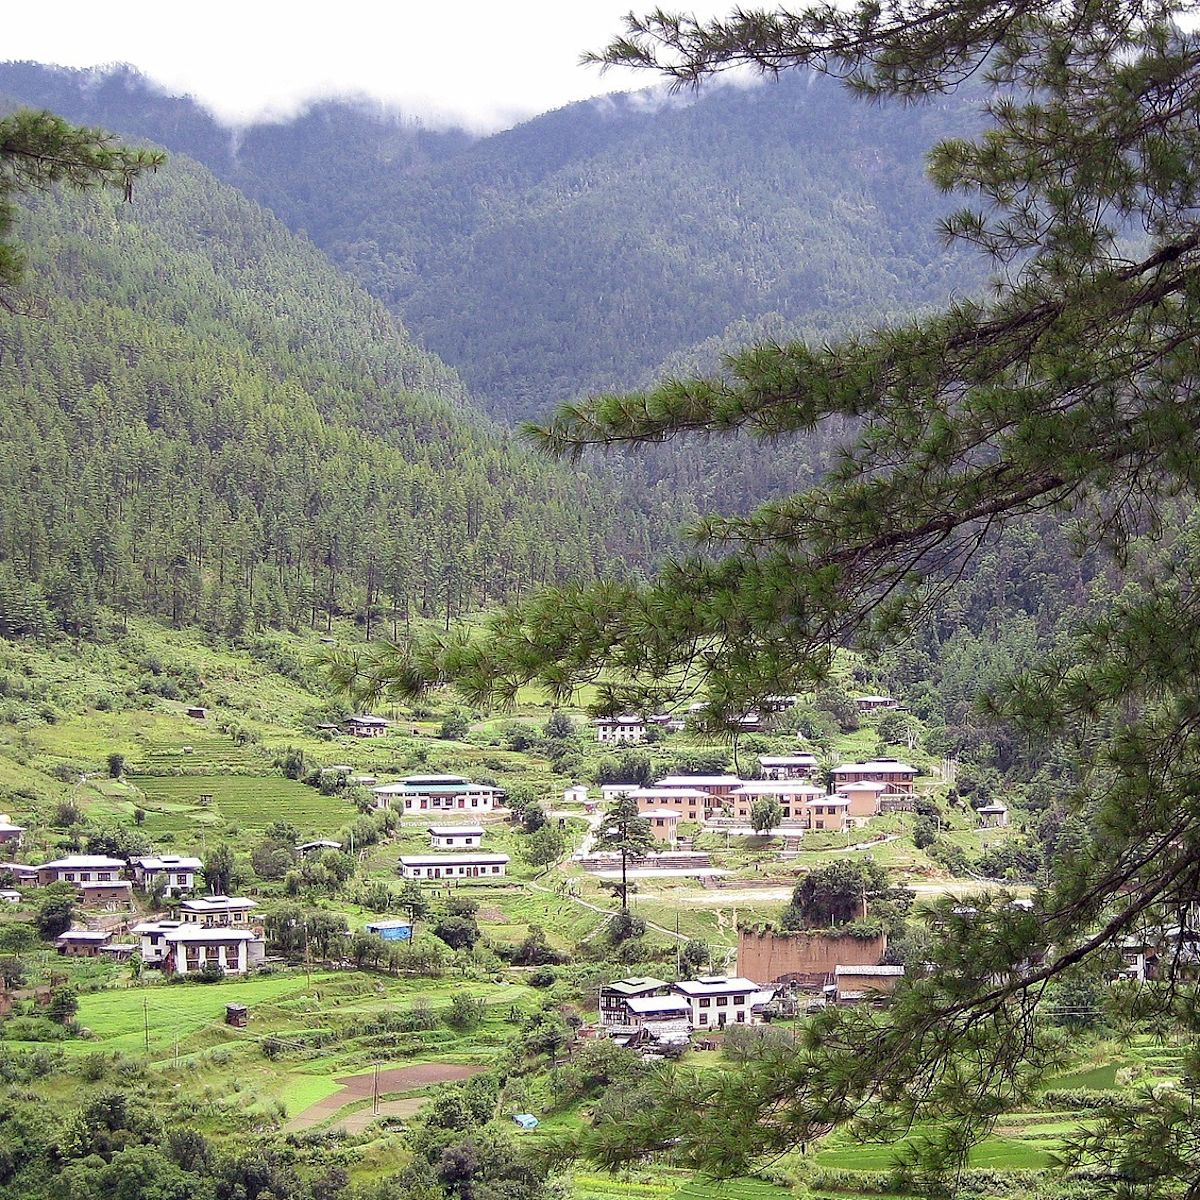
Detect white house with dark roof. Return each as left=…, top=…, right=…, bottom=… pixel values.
left=179, top=895, right=257, bottom=926
left=345, top=714, right=389, bottom=737
left=594, top=715, right=646, bottom=745
left=0, top=815, right=24, bottom=848
left=671, top=975, right=774, bottom=1029
left=428, top=825, right=485, bottom=850
left=397, top=853, right=509, bottom=881
left=36, top=855, right=125, bottom=886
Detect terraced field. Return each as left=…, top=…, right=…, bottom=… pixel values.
left=136, top=775, right=350, bottom=836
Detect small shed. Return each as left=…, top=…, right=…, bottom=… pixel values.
left=512, top=1113, right=539, bottom=1130
left=186, top=706, right=208, bottom=720
left=225, top=1003, right=249, bottom=1028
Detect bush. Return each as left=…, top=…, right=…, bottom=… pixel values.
left=195, top=962, right=225, bottom=983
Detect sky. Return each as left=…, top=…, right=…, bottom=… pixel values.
left=3, top=1, right=732, bottom=132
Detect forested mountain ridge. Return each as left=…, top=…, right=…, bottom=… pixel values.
left=0, top=62, right=984, bottom=423
left=0, top=146, right=638, bottom=641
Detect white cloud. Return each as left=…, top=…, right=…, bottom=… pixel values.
left=4, top=0, right=733, bottom=132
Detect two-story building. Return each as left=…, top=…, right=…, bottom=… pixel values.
left=56, top=929, right=113, bottom=957
left=655, top=776, right=743, bottom=805
left=36, top=855, right=126, bottom=887
left=728, top=781, right=826, bottom=823
left=630, top=787, right=712, bottom=823
left=672, top=976, right=772, bottom=1029
left=594, top=716, right=646, bottom=745
left=804, top=795, right=851, bottom=832
left=598, top=976, right=671, bottom=1026
left=428, top=825, right=485, bottom=850
left=345, top=715, right=389, bottom=738
left=373, top=774, right=504, bottom=815
left=830, top=759, right=918, bottom=797
left=160, top=926, right=265, bottom=977
left=855, top=695, right=900, bottom=712
left=0, top=815, right=24, bottom=849
left=129, top=855, right=203, bottom=896
left=179, top=896, right=258, bottom=926
left=397, top=853, right=509, bottom=881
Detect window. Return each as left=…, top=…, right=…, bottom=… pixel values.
left=64, top=873, right=75, bottom=882
left=736, top=1012, right=746, bottom=1023
left=716, top=996, right=728, bottom=1006
left=699, top=997, right=711, bottom=1007
left=699, top=1012, right=708, bottom=1025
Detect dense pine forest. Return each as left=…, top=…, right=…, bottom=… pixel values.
left=0, top=154, right=657, bottom=641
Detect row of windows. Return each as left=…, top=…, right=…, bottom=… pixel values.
left=697, top=995, right=747, bottom=1007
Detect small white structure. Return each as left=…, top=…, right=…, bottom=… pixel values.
left=296, top=840, right=343, bottom=855
left=428, top=825, right=485, bottom=850
left=563, top=784, right=588, bottom=806
left=599, top=783, right=640, bottom=804
left=594, top=716, right=646, bottom=745
left=179, top=895, right=258, bottom=926
left=398, top=853, right=508, bottom=880
left=672, top=976, right=771, bottom=1029
left=0, top=889, right=20, bottom=904
left=133, top=919, right=183, bottom=964
left=978, top=801, right=1010, bottom=828
left=129, top=855, right=203, bottom=896
left=160, top=926, right=265, bottom=976
left=856, top=695, right=900, bottom=711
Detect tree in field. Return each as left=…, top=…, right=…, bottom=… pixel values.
left=328, top=0, right=1200, bottom=1185
left=749, top=796, right=783, bottom=834
left=202, top=844, right=235, bottom=895
left=595, top=792, right=656, bottom=912
left=397, top=879, right=430, bottom=927
left=0, top=109, right=163, bottom=305
left=780, top=859, right=892, bottom=930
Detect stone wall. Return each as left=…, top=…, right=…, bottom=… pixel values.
left=736, top=928, right=887, bottom=984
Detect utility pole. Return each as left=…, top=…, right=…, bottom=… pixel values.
left=142, top=995, right=149, bottom=1052
left=373, top=1062, right=380, bottom=1115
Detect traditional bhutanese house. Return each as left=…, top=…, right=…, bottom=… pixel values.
left=978, top=801, right=1010, bottom=828
left=55, top=929, right=113, bottom=957
left=593, top=715, right=646, bottom=745
left=428, top=825, right=485, bottom=850
left=372, top=774, right=504, bottom=815
left=397, top=853, right=509, bottom=881
left=133, top=919, right=183, bottom=964
left=803, top=794, right=851, bottom=833
left=835, top=780, right=889, bottom=824
left=36, top=855, right=125, bottom=887
left=648, top=713, right=686, bottom=732
left=160, top=926, right=265, bottom=977
left=728, top=781, right=825, bottom=823
left=296, top=840, right=343, bottom=855
left=654, top=776, right=744, bottom=803
left=855, top=695, right=899, bottom=712
left=640, top=808, right=681, bottom=845
left=345, top=714, right=389, bottom=738
left=129, top=854, right=203, bottom=895
left=78, top=880, right=133, bottom=908
left=671, top=976, right=773, bottom=1029
left=365, top=918, right=413, bottom=941
left=0, top=815, right=24, bottom=848
left=831, top=964, right=905, bottom=1005
left=179, top=895, right=258, bottom=927
left=598, top=976, right=670, bottom=1026
left=830, top=759, right=918, bottom=797
left=757, top=754, right=819, bottom=781
left=630, top=787, right=711, bottom=823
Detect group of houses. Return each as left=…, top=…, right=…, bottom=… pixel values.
left=594, top=695, right=901, bottom=745
left=572, top=756, right=922, bottom=844
left=4, top=853, right=206, bottom=909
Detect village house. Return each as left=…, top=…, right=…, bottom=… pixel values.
left=648, top=713, right=686, bottom=733
left=344, top=714, right=389, bottom=738
left=855, top=695, right=900, bottom=712
left=671, top=976, right=772, bottom=1029
left=804, top=795, right=851, bottom=832
left=835, top=780, right=889, bottom=824
left=757, top=754, right=819, bottom=781
left=160, top=926, right=265, bottom=977
left=728, top=780, right=825, bottom=823
left=372, top=774, right=504, bottom=814
left=428, top=825, right=485, bottom=850
left=593, top=715, right=646, bottom=745
left=598, top=976, right=671, bottom=1025
left=0, top=815, right=24, bottom=849
left=133, top=919, right=184, bottom=965
left=563, top=784, right=589, bottom=806
left=622, top=994, right=692, bottom=1041
left=630, top=787, right=712, bottom=823
left=8, top=864, right=38, bottom=888
left=397, top=852, right=509, bottom=881
left=831, top=964, right=905, bottom=1005
left=78, top=881, right=134, bottom=907
left=296, top=840, right=343, bottom=855
left=179, top=895, right=258, bottom=926
left=129, top=854, right=203, bottom=895
left=35, top=855, right=125, bottom=887
left=55, top=929, right=113, bottom=957
left=830, top=759, right=918, bottom=797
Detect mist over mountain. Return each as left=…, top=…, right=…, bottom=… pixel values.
left=0, top=61, right=984, bottom=428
